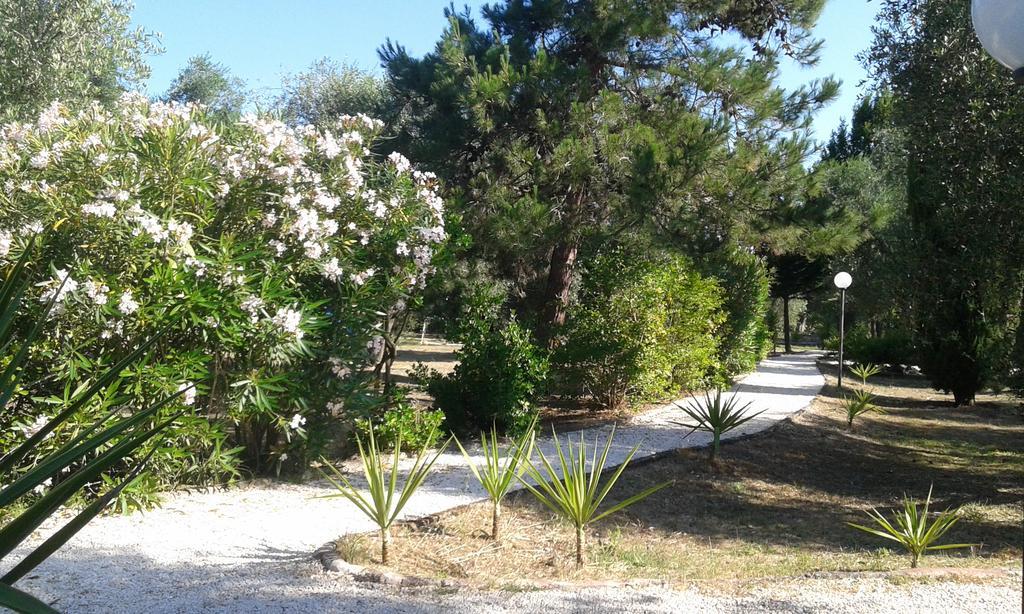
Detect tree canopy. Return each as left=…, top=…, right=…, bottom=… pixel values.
left=164, top=54, right=247, bottom=114
left=0, top=0, right=159, bottom=118
left=382, top=0, right=838, bottom=336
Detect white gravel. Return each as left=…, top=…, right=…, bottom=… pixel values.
left=9, top=352, right=1014, bottom=612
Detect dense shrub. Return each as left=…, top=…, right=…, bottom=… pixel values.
left=420, top=314, right=548, bottom=437
left=699, top=247, right=773, bottom=376
left=0, top=97, right=445, bottom=500
left=555, top=249, right=725, bottom=409
left=844, top=328, right=917, bottom=366
left=354, top=394, right=444, bottom=452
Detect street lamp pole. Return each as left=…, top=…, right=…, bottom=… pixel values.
left=834, top=272, right=852, bottom=390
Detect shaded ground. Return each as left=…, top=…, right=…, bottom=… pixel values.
left=338, top=363, right=1024, bottom=589
left=390, top=341, right=460, bottom=388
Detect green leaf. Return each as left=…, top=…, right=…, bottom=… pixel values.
left=0, top=583, right=59, bottom=614
left=1, top=441, right=165, bottom=584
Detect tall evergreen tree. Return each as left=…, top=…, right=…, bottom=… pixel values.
left=869, top=0, right=1024, bottom=404
left=382, top=1, right=838, bottom=336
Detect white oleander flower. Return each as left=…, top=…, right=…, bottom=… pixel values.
left=0, top=232, right=11, bottom=259
left=387, top=151, right=411, bottom=173
left=81, top=133, right=102, bottom=149
left=118, top=290, right=139, bottom=315
left=289, top=413, right=306, bottom=430
left=29, top=148, right=51, bottom=169
left=39, top=269, right=77, bottom=305
left=178, top=382, right=196, bottom=406
left=351, top=268, right=375, bottom=286
left=322, top=257, right=343, bottom=281
left=82, top=200, right=117, bottom=217
left=240, top=295, right=265, bottom=324
left=272, top=307, right=304, bottom=339
left=84, top=279, right=109, bottom=306
left=20, top=414, right=49, bottom=439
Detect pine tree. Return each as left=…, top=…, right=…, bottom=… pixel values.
left=381, top=1, right=838, bottom=337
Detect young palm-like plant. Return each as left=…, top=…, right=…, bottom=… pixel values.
left=844, top=389, right=884, bottom=428
left=319, top=426, right=449, bottom=565
left=850, top=363, right=883, bottom=386
left=454, top=419, right=536, bottom=541
left=517, top=427, right=669, bottom=568
left=848, top=485, right=974, bottom=568
left=0, top=242, right=186, bottom=613
left=673, top=389, right=764, bottom=463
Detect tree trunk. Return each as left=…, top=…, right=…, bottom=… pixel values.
left=541, top=239, right=578, bottom=342
left=911, top=551, right=919, bottom=568
left=380, top=527, right=391, bottom=565
left=492, top=501, right=501, bottom=541
left=783, top=296, right=793, bottom=353
left=575, top=525, right=585, bottom=568
left=952, top=388, right=976, bottom=406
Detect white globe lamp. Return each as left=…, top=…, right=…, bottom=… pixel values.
left=834, top=272, right=852, bottom=389
left=972, top=0, right=1024, bottom=82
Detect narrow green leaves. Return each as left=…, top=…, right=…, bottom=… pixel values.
left=847, top=485, right=975, bottom=567
left=844, top=389, right=883, bottom=427
left=672, top=388, right=764, bottom=459
left=517, top=427, right=669, bottom=566
left=318, top=425, right=450, bottom=548
left=850, top=363, right=882, bottom=385
left=0, top=583, right=58, bottom=614
left=454, top=418, right=536, bottom=505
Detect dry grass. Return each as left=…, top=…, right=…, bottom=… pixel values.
left=337, top=362, right=1023, bottom=590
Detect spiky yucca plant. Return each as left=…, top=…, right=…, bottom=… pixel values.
left=454, top=419, right=536, bottom=541
left=0, top=242, right=185, bottom=613
left=518, top=427, right=669, bottom=567
left=673, top=389, right=764, bottom=463
left=844, top=389, right=883, bottom=428
left=848, top=485, right=974, bottom=568
left=850, top=363, right=883, bottom=385
left=319, top=426, right=449, bottom=565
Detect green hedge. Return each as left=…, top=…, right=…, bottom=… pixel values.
left=699, top=247, right=773, bottom=376
left=555, top=249, right=725, bottom=409
left=831, top=327, right=918, bottom=366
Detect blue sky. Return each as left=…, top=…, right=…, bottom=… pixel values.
left=131, top=0, right=877, bottom=146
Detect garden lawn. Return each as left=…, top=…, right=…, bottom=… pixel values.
left=334, top=363, right=1023, bottom=589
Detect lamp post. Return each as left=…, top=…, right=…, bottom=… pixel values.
left=834, top=272, right=852, bottom=390
left=972, top=0, right=1024, bottom=83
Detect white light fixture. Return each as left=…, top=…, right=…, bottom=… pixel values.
left=972, top=0, right=1024, bottom=82
left=833, top=271, right=852, bottom=290
left=834, top=271, right=852, bottom=389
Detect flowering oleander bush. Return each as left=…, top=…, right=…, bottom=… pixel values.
left=0, top=96, right=445, bottom=500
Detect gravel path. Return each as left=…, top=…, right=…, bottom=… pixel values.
left=13, top=352, right=1013, bottom=612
